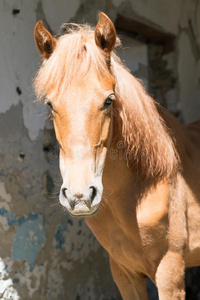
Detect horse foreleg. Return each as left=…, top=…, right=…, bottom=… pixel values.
left=109, top=256, right=148, bottom=300
left=156, top=250, right=185, bottom=300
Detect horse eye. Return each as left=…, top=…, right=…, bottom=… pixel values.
left=45, top=99, right=54, bottom=111
left=104, top=97, right=113, bottom=108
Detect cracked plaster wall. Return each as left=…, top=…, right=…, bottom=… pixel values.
left=0, top=0, right=199, bottom=299
left=0, top=1, right=120, bottom=299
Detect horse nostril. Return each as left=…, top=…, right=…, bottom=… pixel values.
left=89, top=186, right=97, bottom=202
left=62, top=187, right=68, bottom=199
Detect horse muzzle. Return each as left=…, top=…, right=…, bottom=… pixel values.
left=59, top=184, right=101, bottom=217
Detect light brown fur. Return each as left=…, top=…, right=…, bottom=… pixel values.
left=34, top=13, right=200, bottom=299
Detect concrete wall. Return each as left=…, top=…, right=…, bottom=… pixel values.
left=0, top=0, right=199, bottom=299
left=0, top=1, right=120, bottom=299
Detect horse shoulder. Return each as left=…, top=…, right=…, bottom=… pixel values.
left=136, top=181, right=169, bottom=228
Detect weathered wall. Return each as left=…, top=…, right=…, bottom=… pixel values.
left=0, top=0, right=199, bottom=299
left=112, top=0, right=200, bottom=123
left=0, top=1, right=120, bottom=299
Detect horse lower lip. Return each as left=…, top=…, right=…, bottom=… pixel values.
left=68, top=204, right=99, bottom=217
left=73, top=203, right=90, bottom=213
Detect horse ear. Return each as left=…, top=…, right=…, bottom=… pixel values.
left=34, top=20, right=57, bottom=59
left=94, top=12, right=116, bottom=53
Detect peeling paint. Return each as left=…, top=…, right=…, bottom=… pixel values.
left=55, top=218, right=100, bottom=268
left=12, top=214, right=45, bottom=271
left=0, top=181, right=11, bottom=202
left=0, top=208, right=17, bottom=227
left=0, top=0, right=44, bottom=140
left=55, top=215, right=68, bottom=250
left=0, top=0, right=199, bottom=299
left=0, top=205, right=17, bottom=230
left=0, top=258, right=19, bottom=300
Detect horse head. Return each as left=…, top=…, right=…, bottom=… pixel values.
left=34, top=13, right=116, bottom=217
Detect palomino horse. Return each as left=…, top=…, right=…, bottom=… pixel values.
left=34, top=12, right=200, bottom=299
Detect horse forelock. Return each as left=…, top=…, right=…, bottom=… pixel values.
left=34, top=24, right=116, bottom=100
left=34, top=24, right=180, bottom=179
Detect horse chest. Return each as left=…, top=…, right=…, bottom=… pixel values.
left=109, top=228, right=145, bottom=271
left=86, top=188, right=169, bottom=275
left=87, top=214, right=144, bottom=271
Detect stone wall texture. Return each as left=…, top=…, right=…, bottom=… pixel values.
left=0, top=0, right=199, bottom=299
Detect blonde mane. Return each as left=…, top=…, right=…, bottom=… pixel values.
left=34, top=24, right=110, bottom=99
left=34, top=24, right=180, bottom=179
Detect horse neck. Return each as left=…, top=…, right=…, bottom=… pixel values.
left=103, top=116, right=139, bottom=197
left=102, top=79, right=180, bottom=197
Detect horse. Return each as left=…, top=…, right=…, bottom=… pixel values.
left=34, top=12, right=200, bottom=299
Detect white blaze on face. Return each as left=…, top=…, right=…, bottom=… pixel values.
left=68, top=134, right=90, bottom=160
left=68, top=102, right=91, bottom=158
left=58, top=93, right=110, bottom=216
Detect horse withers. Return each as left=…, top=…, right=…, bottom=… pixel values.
left=34, top=12, right=200, bottom=299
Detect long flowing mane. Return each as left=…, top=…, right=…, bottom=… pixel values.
left=34, top=24, right=180, bottom=179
